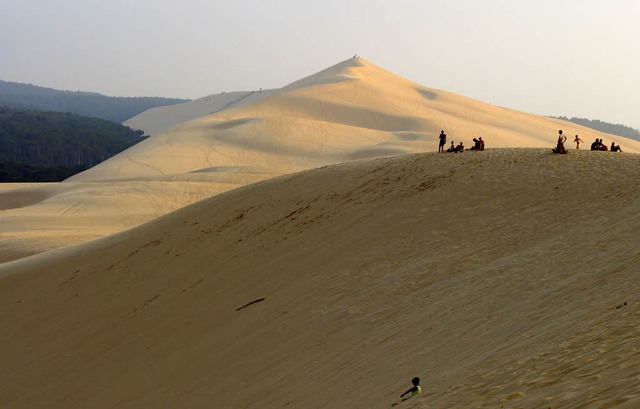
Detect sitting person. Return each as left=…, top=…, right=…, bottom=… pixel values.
left=611, top=142, right=623, bottom=152
left=467, top=138, right=481, bottom=150
left=590, top=138, right=599, bottom=150
left=598, top=139, right=608, bottom=151
left=446, top=141, right=456, bottom=152
left=455, top=142, right=465, bottom=152
left=478, top=137, right=485, bottom=150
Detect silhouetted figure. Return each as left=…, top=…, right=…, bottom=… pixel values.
left=467, top=138, right=481, bottom=151
left=611, top=142, right=623, bottom=152
left=574, top=134, right=583, bottom=149
left=591, top=138, right=609, bottom=151
left=598, top=139, right=608, bottom=151
left=400, top=377, right=422, bottom=401
left=455, top=142, right=465, bottom=152
left=438, top=130, right=447, bottom=153
left=446, top=141, right=456, bottom=152
left=478, top=137, right=485, bottom=150
left=553, top=130, right=567, bottom=154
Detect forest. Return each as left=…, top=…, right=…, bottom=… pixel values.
left=0, top=80, right=187, bottom=123
left=552, top=116, right=640, bottom=141
left=0, top=107, right=146, bottom=182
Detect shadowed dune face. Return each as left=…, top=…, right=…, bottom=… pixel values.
left=0, top=188, right=54, bottom=210
left=1, top=149, right=639, bottom=408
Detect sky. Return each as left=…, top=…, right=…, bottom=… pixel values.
left=2, top=0, right=640, bottom=128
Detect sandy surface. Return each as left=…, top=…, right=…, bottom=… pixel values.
left=123, top=89, right=278, bottom=136
left=2, top=58, right=638, bottom=263
left=3, top=58, right=639, bottom=409
left=1, top=148, right=638, bottom=408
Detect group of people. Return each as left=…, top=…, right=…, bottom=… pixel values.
left=554, top=130, right=623, bottom=154
left=436, top=129, right=623, bottom=155
left=438, top=130, right=485, bottom=153
left=590, top=138, right=623, bottom=152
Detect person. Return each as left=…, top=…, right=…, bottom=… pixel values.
left=438, top=130, right=447, bottom=153
left=553, top=130, right=567, bottom=154
left=455, top=141, right=465, bottom=152
left=478, top=137, right=485, bottom=151
left=400, top=377, right=422, bottom=401
left=468, top=138, right=481, bottom=150
left=611, top=142, right=623, bottom=152
left=590, top=138, right=599, bottom=150
left=598, top=139, right=608, bottom=151
left=446, top=141, right=456, bottom=152
left=574, top=134, right=583, bottom=149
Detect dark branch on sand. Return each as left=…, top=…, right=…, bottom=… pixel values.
left=236, top=297, right=266, bottom=311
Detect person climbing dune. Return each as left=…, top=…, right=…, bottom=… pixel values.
left=400, top=376, right=422, bottom=400
left=390, top=377, right=423, bottom=407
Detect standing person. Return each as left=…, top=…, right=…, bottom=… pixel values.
left=574, top=134, right=583, bottom=149
left=555, top=130, right=567, bottom=154
left=438, top=130, right=447, bottom=153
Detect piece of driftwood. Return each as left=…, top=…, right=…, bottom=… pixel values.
left=236, top=297, right=266, bottom=311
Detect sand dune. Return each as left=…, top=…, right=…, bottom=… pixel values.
left=2, top=57, right=639, bottom=263
left=123, top=89, right=278, bottom=136
left=82, top=58, right=640, bottom=183
left=1, top=149, right=638, bottom=408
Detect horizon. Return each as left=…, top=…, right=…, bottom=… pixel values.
left=2, top=1, right=639, bottom=129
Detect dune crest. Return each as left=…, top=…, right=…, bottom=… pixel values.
left=2, top=58, right=639, bottom=261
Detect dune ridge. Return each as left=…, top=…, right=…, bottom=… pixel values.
left=2, top=57, right=639, bottom=262
left=1, top=149, right=639, bottom=408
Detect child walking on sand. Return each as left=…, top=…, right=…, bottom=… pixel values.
left=574, top=134, right=583, bottom=149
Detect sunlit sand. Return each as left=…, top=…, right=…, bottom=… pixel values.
left=2, top=58, right=638, bottom=262
left=1, top=58, right=639, bottom=408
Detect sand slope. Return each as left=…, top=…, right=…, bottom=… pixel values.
left=74, top=58, right=640, bottom=183
left=123, top=89, right=278, bottom=136
left=1, top=149, right=639, bottom=408
left=2, top=58, right=639, bottom=262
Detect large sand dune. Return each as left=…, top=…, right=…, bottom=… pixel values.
left=2, top=57, right=639, bottom=263
left=123, top=89, right=278, bottom=136
left=1, top=149, right=638, bottom=408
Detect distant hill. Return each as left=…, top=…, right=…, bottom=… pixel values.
left=0, top=107, right=146, bottom=182
left=551, top=116, right=640, bottom=141
left=0, top=80, right=188, bottom=123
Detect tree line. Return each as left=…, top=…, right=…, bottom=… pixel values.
left=0, top=80, right=188, bottom=123
left=551, top=116, right=640, bottom=141
left=0, top=107, right=146, bottom=182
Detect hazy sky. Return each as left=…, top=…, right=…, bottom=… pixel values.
left=2, top=0, right=639, bottom=128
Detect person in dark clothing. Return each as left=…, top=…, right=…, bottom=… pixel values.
left=553, top=130, right=567, bottom=154
left=400, top=377, right=422, bottom=401
left=467, top=138, right=481, bottom=150
left=438, top=130, right=447, bottom=153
